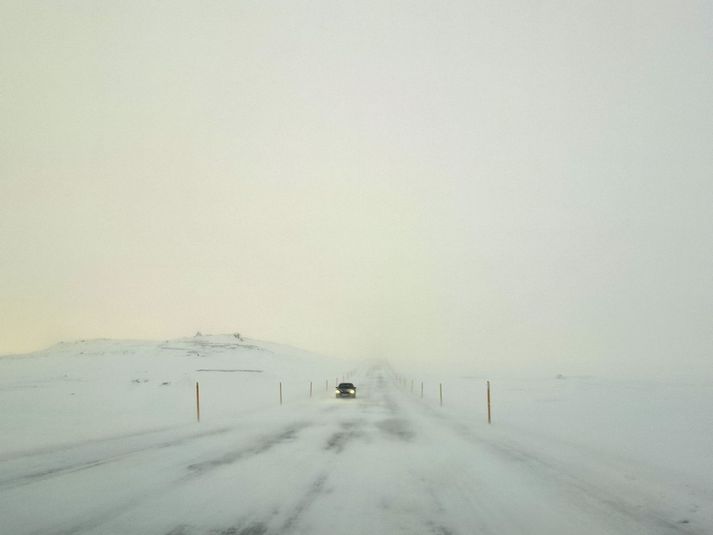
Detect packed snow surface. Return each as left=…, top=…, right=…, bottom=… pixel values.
left=1, top=336, right=711, bottom=534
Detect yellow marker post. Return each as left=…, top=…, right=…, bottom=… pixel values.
left=196, top=382, right=201, bottom=422
left=487, top=380, right=492, bottom=424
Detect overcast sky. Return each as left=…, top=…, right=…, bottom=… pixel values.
left=1, top=1, right=711, bottom=377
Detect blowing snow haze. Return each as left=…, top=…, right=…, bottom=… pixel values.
left=1, top=1, right=711, bottom=378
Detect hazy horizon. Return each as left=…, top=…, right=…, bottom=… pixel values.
left=1, top=1, right=711, bottom=378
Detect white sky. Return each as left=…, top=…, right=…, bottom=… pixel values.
left=1, top=1, right=711, bottom=377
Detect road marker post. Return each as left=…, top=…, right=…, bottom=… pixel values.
left=421, top=381, right=424, bottom=399
left=279, top=382, right=283, bottom=405
left=487, top=380, right=492, bottom=424
left=310, top=381, right=313, bottom=398
left=196, top=382, right=201, bottom=422
left=439, top=383, right=443, bottom=407
left=326, top=379, right=329, bottom=392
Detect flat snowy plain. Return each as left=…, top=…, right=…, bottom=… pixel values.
left=1, top=336, right=711, bottom=534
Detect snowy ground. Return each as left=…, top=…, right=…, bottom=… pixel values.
left=1, top=337, right=711, bottom=534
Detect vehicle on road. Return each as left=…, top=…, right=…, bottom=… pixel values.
left=335, top=383, right=357, bottom=398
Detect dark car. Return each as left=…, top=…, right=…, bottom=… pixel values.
left=335, top=382, right=357, bottom=398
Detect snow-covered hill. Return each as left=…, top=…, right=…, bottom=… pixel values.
left=0, top=335, right=351, bottom=455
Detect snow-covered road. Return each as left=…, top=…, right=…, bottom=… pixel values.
left=1, top=365, right=707, bottom=535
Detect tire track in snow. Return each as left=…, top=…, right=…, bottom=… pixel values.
left=0, top=427, right=232, bottom=490
left=185, top=422, right=310, bottom=476
left=0, top=424, right=191, bottom=463
left=279, top=473, right=330, bottom=532
left=31, top=422, right=310, bottom=535
left=324, top=419, right=365, bottom=453
left=9, top=421, right=315, bottom=535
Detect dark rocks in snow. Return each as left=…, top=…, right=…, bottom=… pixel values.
left=196, top=369, right=263, bottom=373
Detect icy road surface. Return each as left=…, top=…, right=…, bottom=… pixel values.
left=1, top=366, right=708, bottom=535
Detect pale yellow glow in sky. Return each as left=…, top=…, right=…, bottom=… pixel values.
left=1, top=1, right=711, bottom=377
